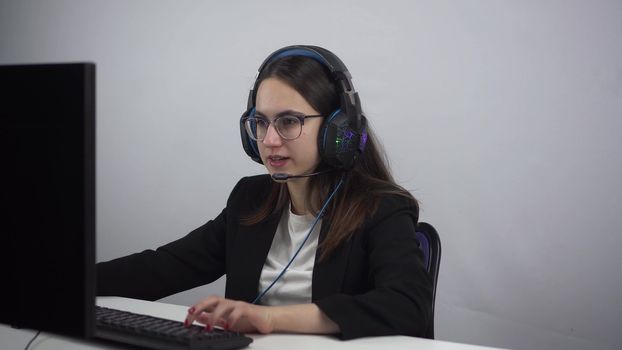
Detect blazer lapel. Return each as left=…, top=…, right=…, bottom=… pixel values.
left=227, top=213, right=280, bottom=302
left=311, top=220, right=353, bottom=301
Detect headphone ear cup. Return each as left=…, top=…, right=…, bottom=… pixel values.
left=240, top=108, right=263, bottom=164
left=318, top=109, right=361, bottom=169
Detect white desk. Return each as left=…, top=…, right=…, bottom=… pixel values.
left=1, top=297, right=503, bottom=350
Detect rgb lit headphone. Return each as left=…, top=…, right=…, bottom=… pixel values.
left=239, top=45, right=367, bottom=170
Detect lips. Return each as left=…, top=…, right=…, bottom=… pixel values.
left=267, top=155, right=289, bottom=168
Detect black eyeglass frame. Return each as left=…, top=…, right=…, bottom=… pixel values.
left=242, top=112, right=323, bottom=141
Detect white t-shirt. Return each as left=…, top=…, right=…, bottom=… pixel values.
left=257, top=205, right=321, bottom=306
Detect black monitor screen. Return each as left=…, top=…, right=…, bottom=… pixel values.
left=0, top=63, right=96, bottom=338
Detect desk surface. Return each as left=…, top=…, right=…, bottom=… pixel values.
left=1, top=297, right=504, bottom=350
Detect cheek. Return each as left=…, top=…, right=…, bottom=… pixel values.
left=257, top=142, right=266, bottom=155
left=303, top=126, right=322, bottom=159
left=302, top=123, right=322, bottom=144
left=299, top=134, right=321, bottom=162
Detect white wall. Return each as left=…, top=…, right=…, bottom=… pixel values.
left=2, top=1, right=620, bottom=349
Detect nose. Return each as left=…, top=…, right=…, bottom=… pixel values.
left=261, top=123, right=283, bottom=147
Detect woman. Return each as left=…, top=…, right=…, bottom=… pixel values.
left=97, top=45, right=433, bottom=339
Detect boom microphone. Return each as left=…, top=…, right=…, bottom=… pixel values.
left=271, top=170, right=332, bottom=181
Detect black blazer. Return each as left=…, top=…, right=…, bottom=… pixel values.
left=97, top=175, right=433, bottom=339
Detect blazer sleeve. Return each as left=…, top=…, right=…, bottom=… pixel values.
left=96, top=209, right=228, bottom=301
left=314, top=208, right=433, bottom=339
left=96, top=175, right=272, bottom=301
left=96, top=178, right=251, bottom=301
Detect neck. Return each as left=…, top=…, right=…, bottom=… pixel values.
left=286, top=178, right=311, bottom=215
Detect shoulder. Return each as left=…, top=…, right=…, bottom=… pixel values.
left=233, top=174, right=272, bottom=190
left=365, top=192, right=419, bottom=230
left=226, top=174, right=273, bottom=207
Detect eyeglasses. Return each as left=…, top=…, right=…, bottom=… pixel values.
left=242, top=112, right=323, bottom=141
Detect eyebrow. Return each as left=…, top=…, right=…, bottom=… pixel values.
left=254, top=109, right=306, bottom=119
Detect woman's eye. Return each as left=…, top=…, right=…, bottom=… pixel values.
left=280, top=117, right=298, bottom=127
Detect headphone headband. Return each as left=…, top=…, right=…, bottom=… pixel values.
left=257, top=46, right=351, bottom=78
left=249, top=45, right=356, bottom=110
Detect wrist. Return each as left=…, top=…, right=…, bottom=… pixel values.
left=263, top=306, right=276, bottom=333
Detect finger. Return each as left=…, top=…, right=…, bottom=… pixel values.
left=209, top=300, right=238, bottom=329
left=185, top=295, right=222, bottom=325
left=214, top=318, right=227, bottom=329
left=195, top=311, right=210, bottom=325
left=196, top=312, right=226, bottom=329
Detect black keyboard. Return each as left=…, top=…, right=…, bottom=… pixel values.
left=95, top=306, right=253, bottom=350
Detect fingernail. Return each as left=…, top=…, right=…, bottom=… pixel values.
left=184, top=319, right=189, bottom=327
left=205, top=324, right=212, bottom=332
left=188, top=307, right=195, bottom=314
left=224, top=322, right=230, bottom=330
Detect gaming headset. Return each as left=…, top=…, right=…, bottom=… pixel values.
left=239, top=45, right=367, bottom=170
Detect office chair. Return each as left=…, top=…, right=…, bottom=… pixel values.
left=415, top=222, right=441, bottom=338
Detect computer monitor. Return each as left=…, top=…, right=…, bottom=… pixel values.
left=0, top=63, right=96, bottom=338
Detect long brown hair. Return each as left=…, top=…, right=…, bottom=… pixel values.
left=242, top=55, right=418, bottom=260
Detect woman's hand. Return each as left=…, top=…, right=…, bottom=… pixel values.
left=185, top=296, right=274, bottom=334
left=185, top=296, right=340, bottom=335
